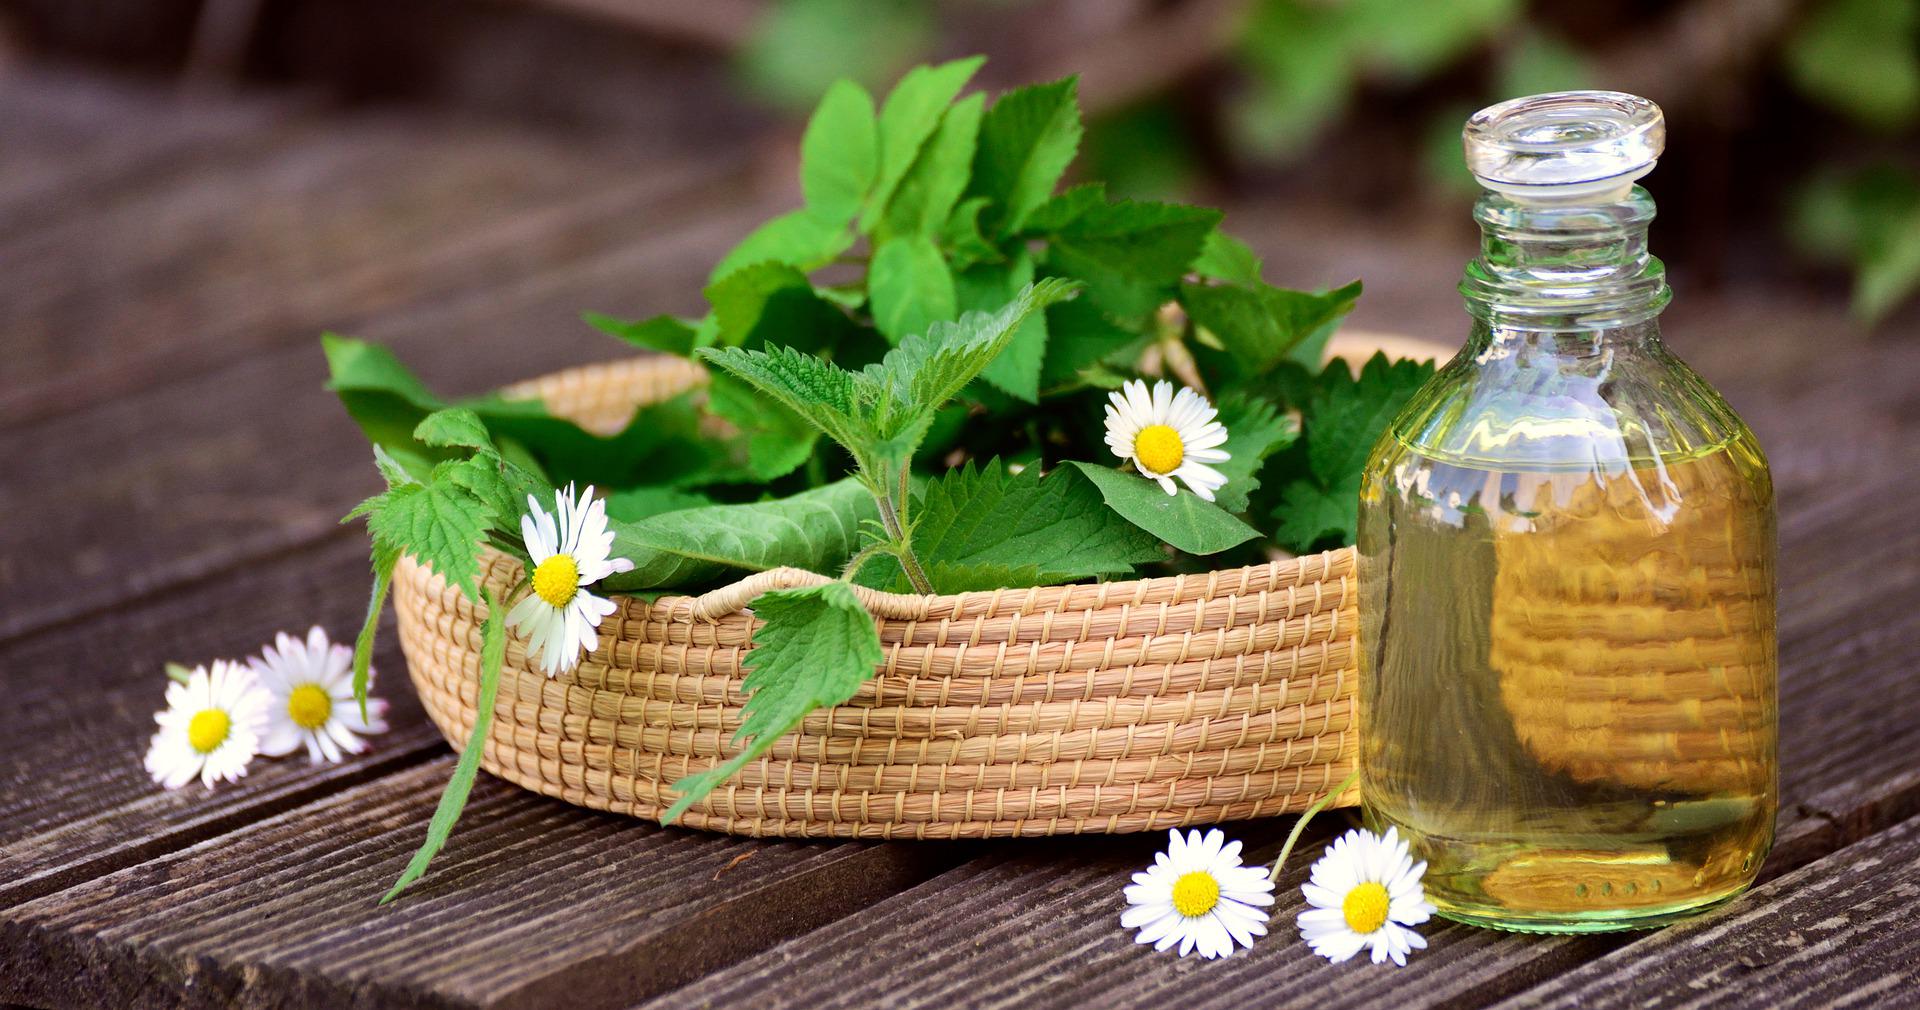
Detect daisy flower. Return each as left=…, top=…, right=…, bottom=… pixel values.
left=144, top=660, right=270, bottom=790
left=251, top=626, right=390, bottom=764
left=505, top=483, right=634, bottom=676
left=1297, top=827, right=1437, bottom=966
left=1122, top=828, right=1276, bottom=959
left=1104, top=379, right=1231, bottom=501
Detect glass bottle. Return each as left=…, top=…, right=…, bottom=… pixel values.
left=1357, top=92, right=1777, bottom=932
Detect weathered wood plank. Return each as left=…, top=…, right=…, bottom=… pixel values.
left=0, top=534, right=444, bottom=910
left=0, top=69, right=301, bottom=232
left=635, top=456, right=1920, bottom=1010
left=0, top=192, right=770, bottom=640
left=1494, top=813, right=1920, bottom=1009
left=634, top=825, right=1629, bottom=1010
left=0, top=104, right=734, bottom=429
left=0, top=760, right=966, bottom=1010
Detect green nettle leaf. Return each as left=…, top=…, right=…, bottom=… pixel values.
left=1037, top=294, right=1144, bottom=390
left=704, top=373, right=822, bottom=481
left=353, top=467, right=495, bottom=598
left=1046, top=199, right=1222, bottom=276
left=602, top=478, right=879, bottom=591
left=941, top=196, right=1002, bottom=269
left=1022, top=181, right=1106, bottom=233
left=663, top=581, right=884, bottom=824
left=582, top=312, right=703, bottom=357
left=863, top=56, right=987, bottom=232
left=906, top=459, right=1163, bottom=592
left=1044, top=200, right=1222, bottom=319
left=323, top=333, right=453, bottom=457
left=1209, top=392, right=1301, bottom=514
left=695, top=343, right=869, bottom=451
left=1303, top=352, right=1430, bottom=487
left=862, top=278, right=1079, bottom=418
left=959, top=250, right=1048, bottom=402
left=704, top=262, right=863, bottom=354
left=325, top=334, right=718, bottom=488
left=1270, top=351, right=1435, bottom=552
left=1180, top=278, right=1362, bottom=374
left=708, top=210, right=854, bottom=286
left=869, top=233, right=958, bottom=343
left=707, top=279, right=1077, bottom=488
left=413, top=407, right=496, bottom=452
left=350, top=539, right=399, bottom=718
left=880, top=92, right=985, bottom=239
left=339, top=404, right=541, bottom=719
left=968, top=77, right=1084, bottom=236
left=603, top=486, right=716, bottom=523
left=343, top=408, right=541, bottom=603
left=1192, top=230, right=1265, bottom=284
left=801, top=78, right=880, bottom=224
left=382, top=586, right=507, bottom=904
left=1274, top=479, right=1357, bottom=553
left=1066, top=461, right=1261, bottom=556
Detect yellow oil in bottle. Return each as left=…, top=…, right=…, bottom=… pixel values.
left=1357, top=432, right=1777, bottom=931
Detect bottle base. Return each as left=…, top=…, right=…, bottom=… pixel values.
left=1431, top=882, right=1751, bottom=933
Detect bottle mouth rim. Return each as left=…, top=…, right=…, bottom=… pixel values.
left=1465, top=91, right=1665, bottom=198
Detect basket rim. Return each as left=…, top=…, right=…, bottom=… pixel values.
left=462, top=550, right=1361, bottom=623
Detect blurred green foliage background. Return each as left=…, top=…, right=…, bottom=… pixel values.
left=734, top=0, right=1919, bottom=324
left=5, top=0, right=1913, bottom=323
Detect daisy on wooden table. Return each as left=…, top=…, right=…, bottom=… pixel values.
left=1123, top=827, right=1275, bottom=959
left=1104, top=378, right=1231, bottom=501
left=1297, top=826, right=1436, bottom=966
left=144, top=660, right=270, bottom=790
left=506, top=483, right=635, bottom=676
left=251, top=626, right=389, bottom=764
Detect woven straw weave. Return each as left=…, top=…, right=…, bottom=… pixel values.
left=392, top=354, right=1367, bottom=838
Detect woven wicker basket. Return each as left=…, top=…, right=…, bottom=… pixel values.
left=392, top=336, right=1431, bottom=838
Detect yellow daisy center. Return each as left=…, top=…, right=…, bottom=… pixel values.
left=532, top=554, right=580, bottom=607
left=1171, top=870, right=1221, bottom=918
left=1134, top=424, right=1185, bottom=475
left=1343, top=881, right=1391, bottom=934
left=187, top=709, right=231, bottom=754
left=287, top=683, right=333, bottom=730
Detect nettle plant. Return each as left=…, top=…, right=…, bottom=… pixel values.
left=326, top=57, right=1433, bottom=901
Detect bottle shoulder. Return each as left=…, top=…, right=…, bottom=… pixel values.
left=1378, top=333, right=1766, bottom=474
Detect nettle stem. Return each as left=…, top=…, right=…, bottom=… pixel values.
left=871, top=464, right=933, bottom=594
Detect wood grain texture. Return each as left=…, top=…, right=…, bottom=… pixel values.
left=0, top=68, right=742, bottom=430
left=0, top=69, right=298, bottom=234
left=1495, top=813, right=1920, bottom=1008
left=0, top=180, right=771, bottom=641
left=0, top=759, right=965, bottom=1010
left=0, top=535, right=444, bottom=910
left=634, top=825, right=1626, bottom=1010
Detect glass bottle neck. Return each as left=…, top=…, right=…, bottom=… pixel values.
left=1459, top=186, right=1671, bottom=332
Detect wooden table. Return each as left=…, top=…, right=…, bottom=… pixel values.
left=3, top=69, right=1918, bottom=1009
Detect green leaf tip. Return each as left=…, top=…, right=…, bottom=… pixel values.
left=381, top=586, right=507, bottom=905
left=661, top=581, right=883, bottom=825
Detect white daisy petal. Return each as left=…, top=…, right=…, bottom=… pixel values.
left=1121, top=828, right=1273, bottom=960
left=247, top=628, right=390, bottom=768
left=144, top=660, right=269, bottom=791
left=1295, top=826, right=1435, bottom=966
left=1102, top=379, right=1238, bottom=504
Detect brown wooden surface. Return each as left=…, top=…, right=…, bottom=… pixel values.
left=1, top=66, right=1917, bottom=1010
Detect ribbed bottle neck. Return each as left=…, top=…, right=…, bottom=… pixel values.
left=1459, top=186, right=1671, bottom=332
